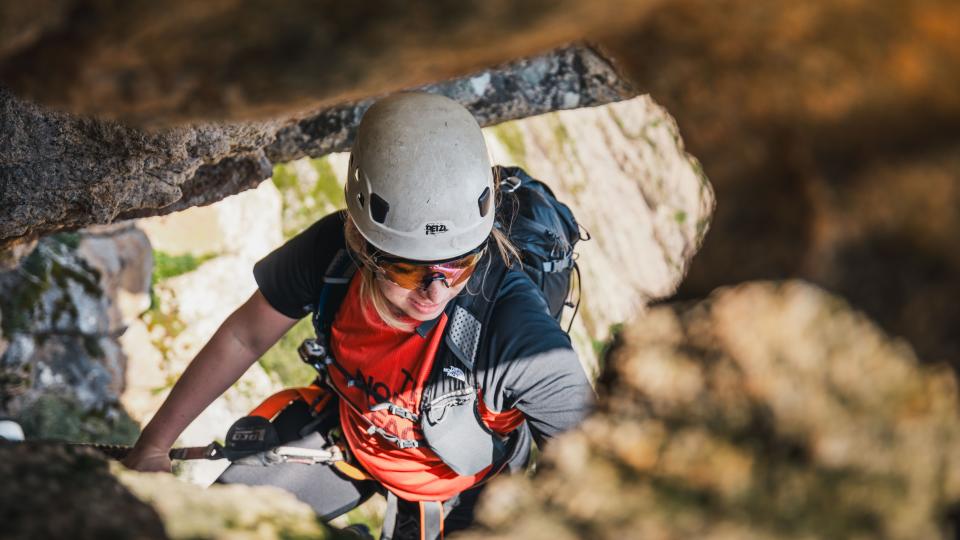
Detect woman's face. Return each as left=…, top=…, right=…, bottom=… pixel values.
left=376, top=277, right=468, bottom=322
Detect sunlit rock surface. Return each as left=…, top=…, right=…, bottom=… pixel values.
left=124, top=181, right=285, bottom=484
left=485, top=95, right=712, bottom=376
left=76, top=223, right=153, bottom=337
left=463, top=281, right=960, bottom=540
left=115, top=465, right=343, bottom=540
left=0, top=441, right=345, bottom=539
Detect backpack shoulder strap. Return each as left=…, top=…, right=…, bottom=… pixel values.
left=443, top=253, right=508, bottom=371
left=311, top=248, right=357, bottom=337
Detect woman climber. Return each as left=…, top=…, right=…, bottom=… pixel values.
left=123, top=91, right=593, bottom=539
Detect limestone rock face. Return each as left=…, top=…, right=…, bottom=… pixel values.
left=0, top=1, right=653, bottom=123
left=0, top=46, right=632, bottom=254
left=76, top=223, right=153, bottom=335
left=465, top=281, right=960, bottom=540
left=484, top=95, right=713, bottom=377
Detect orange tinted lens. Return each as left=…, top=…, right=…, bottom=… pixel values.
left=379, top=252, right=482, bottom=290
left=379, top=261, right=431, bottom=289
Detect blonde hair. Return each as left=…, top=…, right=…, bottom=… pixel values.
left=343, top=215, right=519, bottom=331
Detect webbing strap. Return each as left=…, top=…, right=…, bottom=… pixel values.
left=247, top=386, right=328, bottom=420
left=381, top=492, right=399, bottom=540
left=541, top=255, right=573, bottom=273
left=323, top=249, right=354, bottom=284
left=379, top=495, right=445, bottom=540
left=419, top=500, right=444, bottom=540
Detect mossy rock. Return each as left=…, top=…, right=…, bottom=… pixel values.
left=17, top=394, right=141, bottom=445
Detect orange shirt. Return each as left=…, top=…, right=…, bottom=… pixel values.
left=329, top=275, right=523, bottom=501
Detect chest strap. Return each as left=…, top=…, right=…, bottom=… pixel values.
left=299, top=338, right=422, bottom=450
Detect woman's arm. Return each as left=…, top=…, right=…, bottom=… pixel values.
left=122, top=290, right=298, bottom=472
left=481, top=272, right=596, bottom=447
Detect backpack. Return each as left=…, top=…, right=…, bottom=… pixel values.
left=493, top=165, right=588, bottom=325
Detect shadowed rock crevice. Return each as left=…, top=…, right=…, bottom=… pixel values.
left=0, top=1, right=656, bottom=123
left=596, top=0, right=960, bottom=370
left=0, top=45, right=634, bottom=251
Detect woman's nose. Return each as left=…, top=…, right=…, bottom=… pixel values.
left=421, top=279, right=447, bottom=303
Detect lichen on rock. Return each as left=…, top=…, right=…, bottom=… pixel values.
left=0, top=234, right=141, bottom=443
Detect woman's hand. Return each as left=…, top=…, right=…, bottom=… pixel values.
left=121, top=443, right=173, bottom=473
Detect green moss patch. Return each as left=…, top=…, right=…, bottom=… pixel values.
left=272, top=157, right=346, bottom=239
left=258, top=318, right=320, bottom=387
left=19, top=394, right=140, bottom=445
left=152, top=250, right=218, bottom=286
left=1, top=235, right=103, bottom=339
left=490, top=122, right=528, bottom=169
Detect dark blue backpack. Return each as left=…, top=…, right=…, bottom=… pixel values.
left=494, top=165, right=588, bottom=327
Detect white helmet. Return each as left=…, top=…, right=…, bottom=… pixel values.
left=345, top=92, right=495, bottom=261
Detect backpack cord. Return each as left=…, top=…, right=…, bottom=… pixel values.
left=566, top=262, right=583, bottom=334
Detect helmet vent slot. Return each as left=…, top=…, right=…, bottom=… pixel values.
left=370, top=192, right=390, bottom=224
left=478, top=187, right=491, bottom=217
left=357, top=192, right=365, bottom=208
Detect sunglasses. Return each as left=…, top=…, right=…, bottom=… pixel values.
left=374, top=246, right=486, bottom=290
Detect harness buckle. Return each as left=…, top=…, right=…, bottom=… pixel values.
left=369, top=402, right=420, bottom=423
left=298, top=338, right=327, bottom=364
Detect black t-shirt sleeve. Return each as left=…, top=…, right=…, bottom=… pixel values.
left=253, top=211, right=348, bottom=319
left=480, top=270, right=595, bottom=446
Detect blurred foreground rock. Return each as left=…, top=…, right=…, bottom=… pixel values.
left=602, top=0, right=960, bottom=367
left=0, top=442, right=166, bottom=539
left=464, top=281, right=960, bottom=539
left=115, top=465, right=343, bottom=540
left=0, top=1, right=651, bottom=123
left=0, top=442, right=344, bottom=539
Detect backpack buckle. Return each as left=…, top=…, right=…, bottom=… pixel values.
left=501, top=175, right=521, bottom=193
